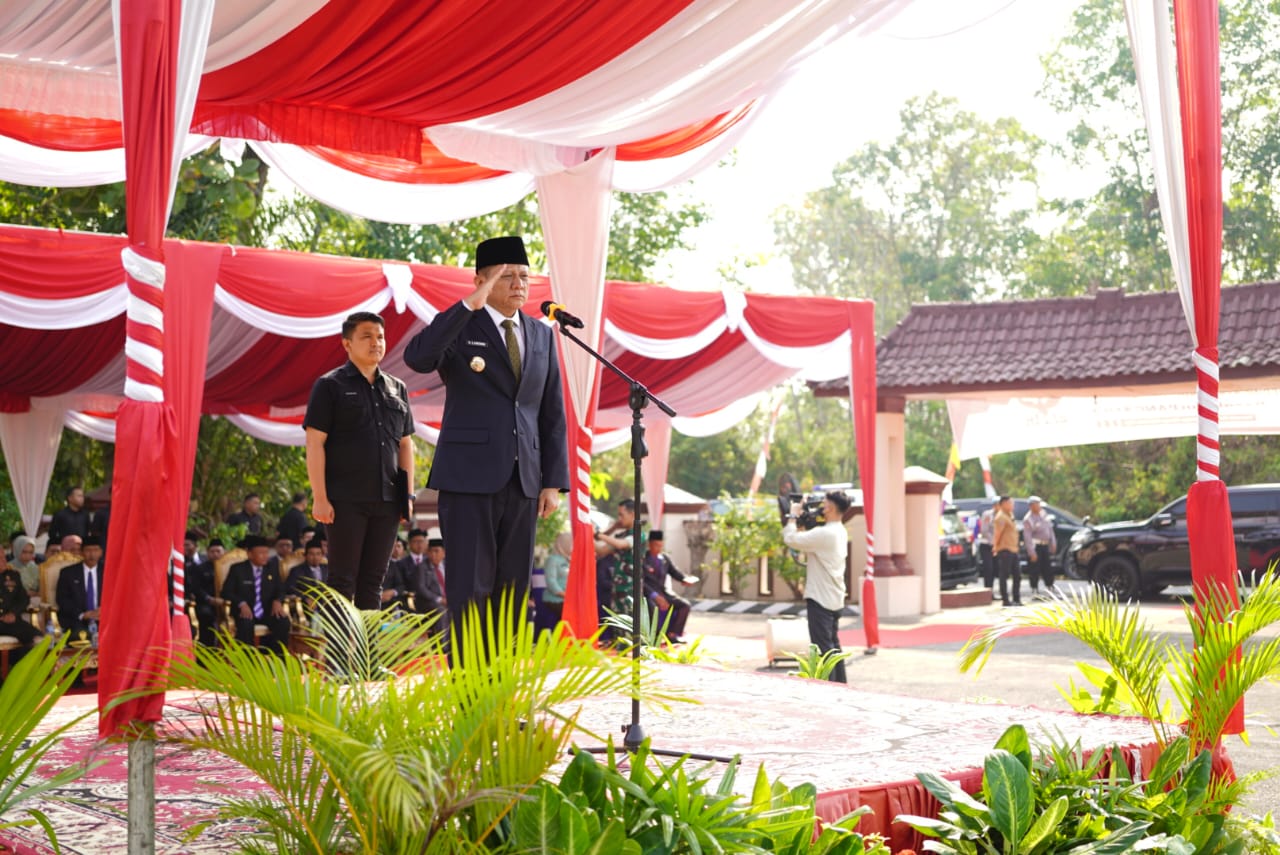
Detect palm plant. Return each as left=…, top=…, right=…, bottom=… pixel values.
left=147, top=589, right=642, bottom=854
left=785, top=644, right=853, bottom=682
left=958, top=572, right=1280, bottom=809
left=0, top=638, right=100, bottom=852
left=600, top=605, right=706, bottom=664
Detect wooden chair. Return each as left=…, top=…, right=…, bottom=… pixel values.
left=35, top=554, right=78, bottom=635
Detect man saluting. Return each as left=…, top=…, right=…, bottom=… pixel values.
left=404, top=236, right=569, bottom=653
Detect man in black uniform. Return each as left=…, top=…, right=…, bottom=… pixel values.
left=305, top=311, right=416, bottom=610
left=404, top=236, right=569, bottom=654
left=48, top=486, right=90, bottom=545
left=187, top=537, right=225, bottom=646
left=277, top=492, right=310, bottom=548
left=226, top=493, right=264, bottom=535
left=220, top=535, right=290, bottom=654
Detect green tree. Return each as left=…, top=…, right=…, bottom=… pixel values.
left=775, top=93, right=1041, bottom=331
left=1036, top=0, right=1280, bottom=289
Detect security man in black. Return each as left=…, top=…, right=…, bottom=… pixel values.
left=304, top=311, right=416, bottom=610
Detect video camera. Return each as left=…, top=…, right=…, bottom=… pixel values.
left=782, top=492, right=828, bottom=530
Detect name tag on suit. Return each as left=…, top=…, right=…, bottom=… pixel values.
left=465, top=340, right=488, bottom=347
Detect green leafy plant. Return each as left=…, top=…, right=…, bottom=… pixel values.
left=0, top=638, right=101, bottom=853
left=141, top=589, right=640, bottom=854
left=786, top=644, right=853, bottom=682
left=897, top=724, right=1255, bottom=854
left=497, top=743, right=889, bottom=854
left=600, top=606, right=705, bottom=665
left=959, top=571, right=1280, bottom=761
left=711, top=494, right=782, bottom=593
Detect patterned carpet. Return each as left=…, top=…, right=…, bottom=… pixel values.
left=0, top=667, right=1160, bottom=854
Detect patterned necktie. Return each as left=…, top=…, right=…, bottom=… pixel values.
left=502, top=319, right=521, bottom=383
left=253, top=567, right=264, bottom=619
left=86, top=569, right=96, bottom=611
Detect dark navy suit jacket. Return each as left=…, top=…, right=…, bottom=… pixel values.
left=404, top=301, right=569, bottom=497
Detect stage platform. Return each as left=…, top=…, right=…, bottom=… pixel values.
left=1, top=665, right=1162, bottom=854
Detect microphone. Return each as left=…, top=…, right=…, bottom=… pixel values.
left=541, top=300, right=585, bottom=329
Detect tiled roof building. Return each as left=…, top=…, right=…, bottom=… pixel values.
left=815, top=284, right=1280, bottom=398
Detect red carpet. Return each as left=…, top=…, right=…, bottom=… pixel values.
left=0, top=666, right=1163, bottom=854
left=839, top=623, right=1058, bottom=648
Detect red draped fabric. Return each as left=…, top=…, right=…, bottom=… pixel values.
left=606, top=282, right=729, bottom=338
left=201, top=310, right=418, bottom=411
left=193, top=0, right=698, bottom=159
left=307, top=143, right=508, bottom=185
left=617, top=104, right=756, bottom=161
left=99, top=0, right=181, bottom=739
left=743, top=293, right=854, bottom=343
left=163, top=242, right=225, bottom=637
left=0, top=110, right=123, bottom=152
left=1173, top=0, right=1241, bottom=737
left=0, top=320, right=123, bottom=402
left=597, top=333, right=747, bottom=410
left=218, top=246, right=390, bottom=315
left=848, top=302, right=878, bottom=648
left=0, top=229, right=125, bottom=299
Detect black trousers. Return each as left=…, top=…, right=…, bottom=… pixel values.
left=0, top=617, right=36, bottom=646
left=233, top=614, right=290, bottom=655
left=438, top=473, right=537, bottom=663
left=327, top=500, right=402, bottom=611
left=1029, top=543, right=1054, bottom=590
left=805, top=598, right=847, bottom=684
left=978, top=543, right=995, bottom=588
left=659, top=593, right=691, bottom=639
left=996, top=549, right=1021, bottom=604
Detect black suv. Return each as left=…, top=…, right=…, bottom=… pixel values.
left=940, top=507, right=979, bottom=590
left=1068, top=483, right=1280, bottom=600
left=950, top=497, right=1087, bottom=576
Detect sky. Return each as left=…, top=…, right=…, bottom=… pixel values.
left=654, top=0, right=1089, bottom=293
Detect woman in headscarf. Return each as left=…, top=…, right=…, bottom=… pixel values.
left=539, top=531, right=573, bottom=632
left=0, top=566, right=37, bottom=647
left=10, top=536, right=40, bottom=598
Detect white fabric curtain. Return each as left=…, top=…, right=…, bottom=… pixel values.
left=536, top=149, right=616, bottom=420
left=212, top=283, right=392, bottom=338
left=0, top=406, right=65, bottom=536
left=65, top=410, right=117, bottom=442
left=1123, top=0, right=1193, bottom=335
left=455, top=0, right=912, bottom=147
left=640, top=418, right=673, bottom=528
left=0, top=134, right=214, bottom=188
left=0, top=284, right=127, bottom=328
left=251, top=141, right=536, bottom=226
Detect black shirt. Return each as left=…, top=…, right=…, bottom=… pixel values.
left=277, top=506, right=308, bottom=546
left=303, top=361, right=415, bottom=503
left=225, top=510, right=262, bottom=534
left=48, top=506, right=90, bottom=543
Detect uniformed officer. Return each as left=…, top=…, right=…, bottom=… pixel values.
left=304, top=311, right=416, bottom=610
left=403, top=236, right=569, bottom=657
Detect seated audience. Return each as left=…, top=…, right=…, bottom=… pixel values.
left=60, top=534, right=83, bottom=557
left=395, top=530, right=445, bottom=619
left=219, top=535, right=289, bottom=654
left=539, top=532, right=571, bottom=633
left=187, top=538, right=226, bottom=646
left=0, top=568, right=36, bottom=648
left=273, top=533, right=295, bottom=566
left=287, top=540, right=328, bottom=604
left=56, top=534, right=105, bottom=639
left=183, top=530, right=204, bottom=569
left=10, top=536, right=40, bottom=598
left=299, top=526, right=318, bottom=547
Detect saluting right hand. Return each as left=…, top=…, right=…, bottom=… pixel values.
left=465, top=264, right=509, bottom=310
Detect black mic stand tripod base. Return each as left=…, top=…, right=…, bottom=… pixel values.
left=554, top=322, right=731, bottom=764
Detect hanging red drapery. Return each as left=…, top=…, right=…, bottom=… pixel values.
left=1173, top=0, right=1242, bottom=738
left=98, top=0, right=183, bottom=739
left=848, top=302, right=879, bottom=650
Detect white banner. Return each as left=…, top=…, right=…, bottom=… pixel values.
left=950, top=388, right=1280, bottom=460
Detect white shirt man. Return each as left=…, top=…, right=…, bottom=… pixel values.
left=783, top=491, right=851, bottom=683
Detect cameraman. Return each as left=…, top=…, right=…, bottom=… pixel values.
left=783, top=490, right=851, bottom=684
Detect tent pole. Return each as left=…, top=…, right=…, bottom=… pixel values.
left=127, top=730, right=155, bottom=855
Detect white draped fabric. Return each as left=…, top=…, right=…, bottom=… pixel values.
left=949, top=389, right=1280, bottom=461
left=641, top=419, right=673, bottom=529
left=250, top=142, right=537, bottom=226
left=454, top=0, right=910, bottom=147
left=1123, top=0, right=1194, bottom=333
left=0, top=406, right=65, bottom=537
left=0, top=135, right=215, bottom=188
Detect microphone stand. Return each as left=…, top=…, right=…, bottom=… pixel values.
left=554, top=321, right=730, bottom=762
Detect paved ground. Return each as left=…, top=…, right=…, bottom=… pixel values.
left=679, top=580, right=1280, bottom=815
